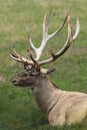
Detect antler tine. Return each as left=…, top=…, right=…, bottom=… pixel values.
left=42, top=9, right=52, bottom=36
left=42, top=10, right=68, bottom=40
left=28, top=32, right=37, bottom=55
left=10, top=49, right=33, bottom=65
left=27, top=48, right=38, bottom=66
left=39, top=13, right=80, bottom=66
left=47, top=13, right=68, bottom=40
left=73, top=18, right=80, bottom=41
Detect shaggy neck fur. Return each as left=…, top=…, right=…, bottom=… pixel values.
left=32, top=76, right=64, bottom=115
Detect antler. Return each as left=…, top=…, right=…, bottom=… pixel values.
left=38, top=13, right=80, bottom=66
left=28, top=10, right=67, bottom=61
left=10, top=12, right=80, bottom=69
left=10, top=49, right=33, bottom=65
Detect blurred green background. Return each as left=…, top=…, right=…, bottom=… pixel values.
left=0, top=0, right=87, bottom=130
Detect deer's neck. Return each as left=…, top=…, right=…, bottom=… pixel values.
left=32, top=76, right=63, bottom=115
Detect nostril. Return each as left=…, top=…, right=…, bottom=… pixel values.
left=12, top=79, right=16, bottom=83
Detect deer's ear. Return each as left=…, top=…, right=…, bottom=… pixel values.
left=47, top=68, right=55, bottom=75
left=40, top=68, right=55, bottom=78
left=40, top=68, right=55, bottom=75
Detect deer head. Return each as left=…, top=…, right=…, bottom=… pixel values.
left=11, top=11, right=80, bottom=88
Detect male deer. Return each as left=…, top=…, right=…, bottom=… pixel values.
left=10, top=11, right=87, bottom=126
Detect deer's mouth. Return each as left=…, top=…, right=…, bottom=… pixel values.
left=12, top=79, right=33, bottom=88
left=12, top=79, right=23, bottom=86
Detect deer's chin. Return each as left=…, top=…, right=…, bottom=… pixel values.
left=12, top=82, right=23, bottom=86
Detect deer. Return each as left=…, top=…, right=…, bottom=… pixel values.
left=10, top=11, right=87, bottom=126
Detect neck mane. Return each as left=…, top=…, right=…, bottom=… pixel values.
left=32, top=76, right=62, bottom=114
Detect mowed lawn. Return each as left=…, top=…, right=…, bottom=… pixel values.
left=0, top=0, right=87, bottom=130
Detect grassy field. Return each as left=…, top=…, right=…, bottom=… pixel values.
left=0, top=0, right=87, bottom=130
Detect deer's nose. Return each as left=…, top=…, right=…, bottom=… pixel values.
left=12, top=79, right=17, bottom=84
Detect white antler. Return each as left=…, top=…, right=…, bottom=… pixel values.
left=38, top=13, right=80, bottom=65
left=28, top=11, right=67, bottom=61
left=73, top=18, right=80, bottom=41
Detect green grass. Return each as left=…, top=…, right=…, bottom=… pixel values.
left=0, top=0, right=87, bottom=129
